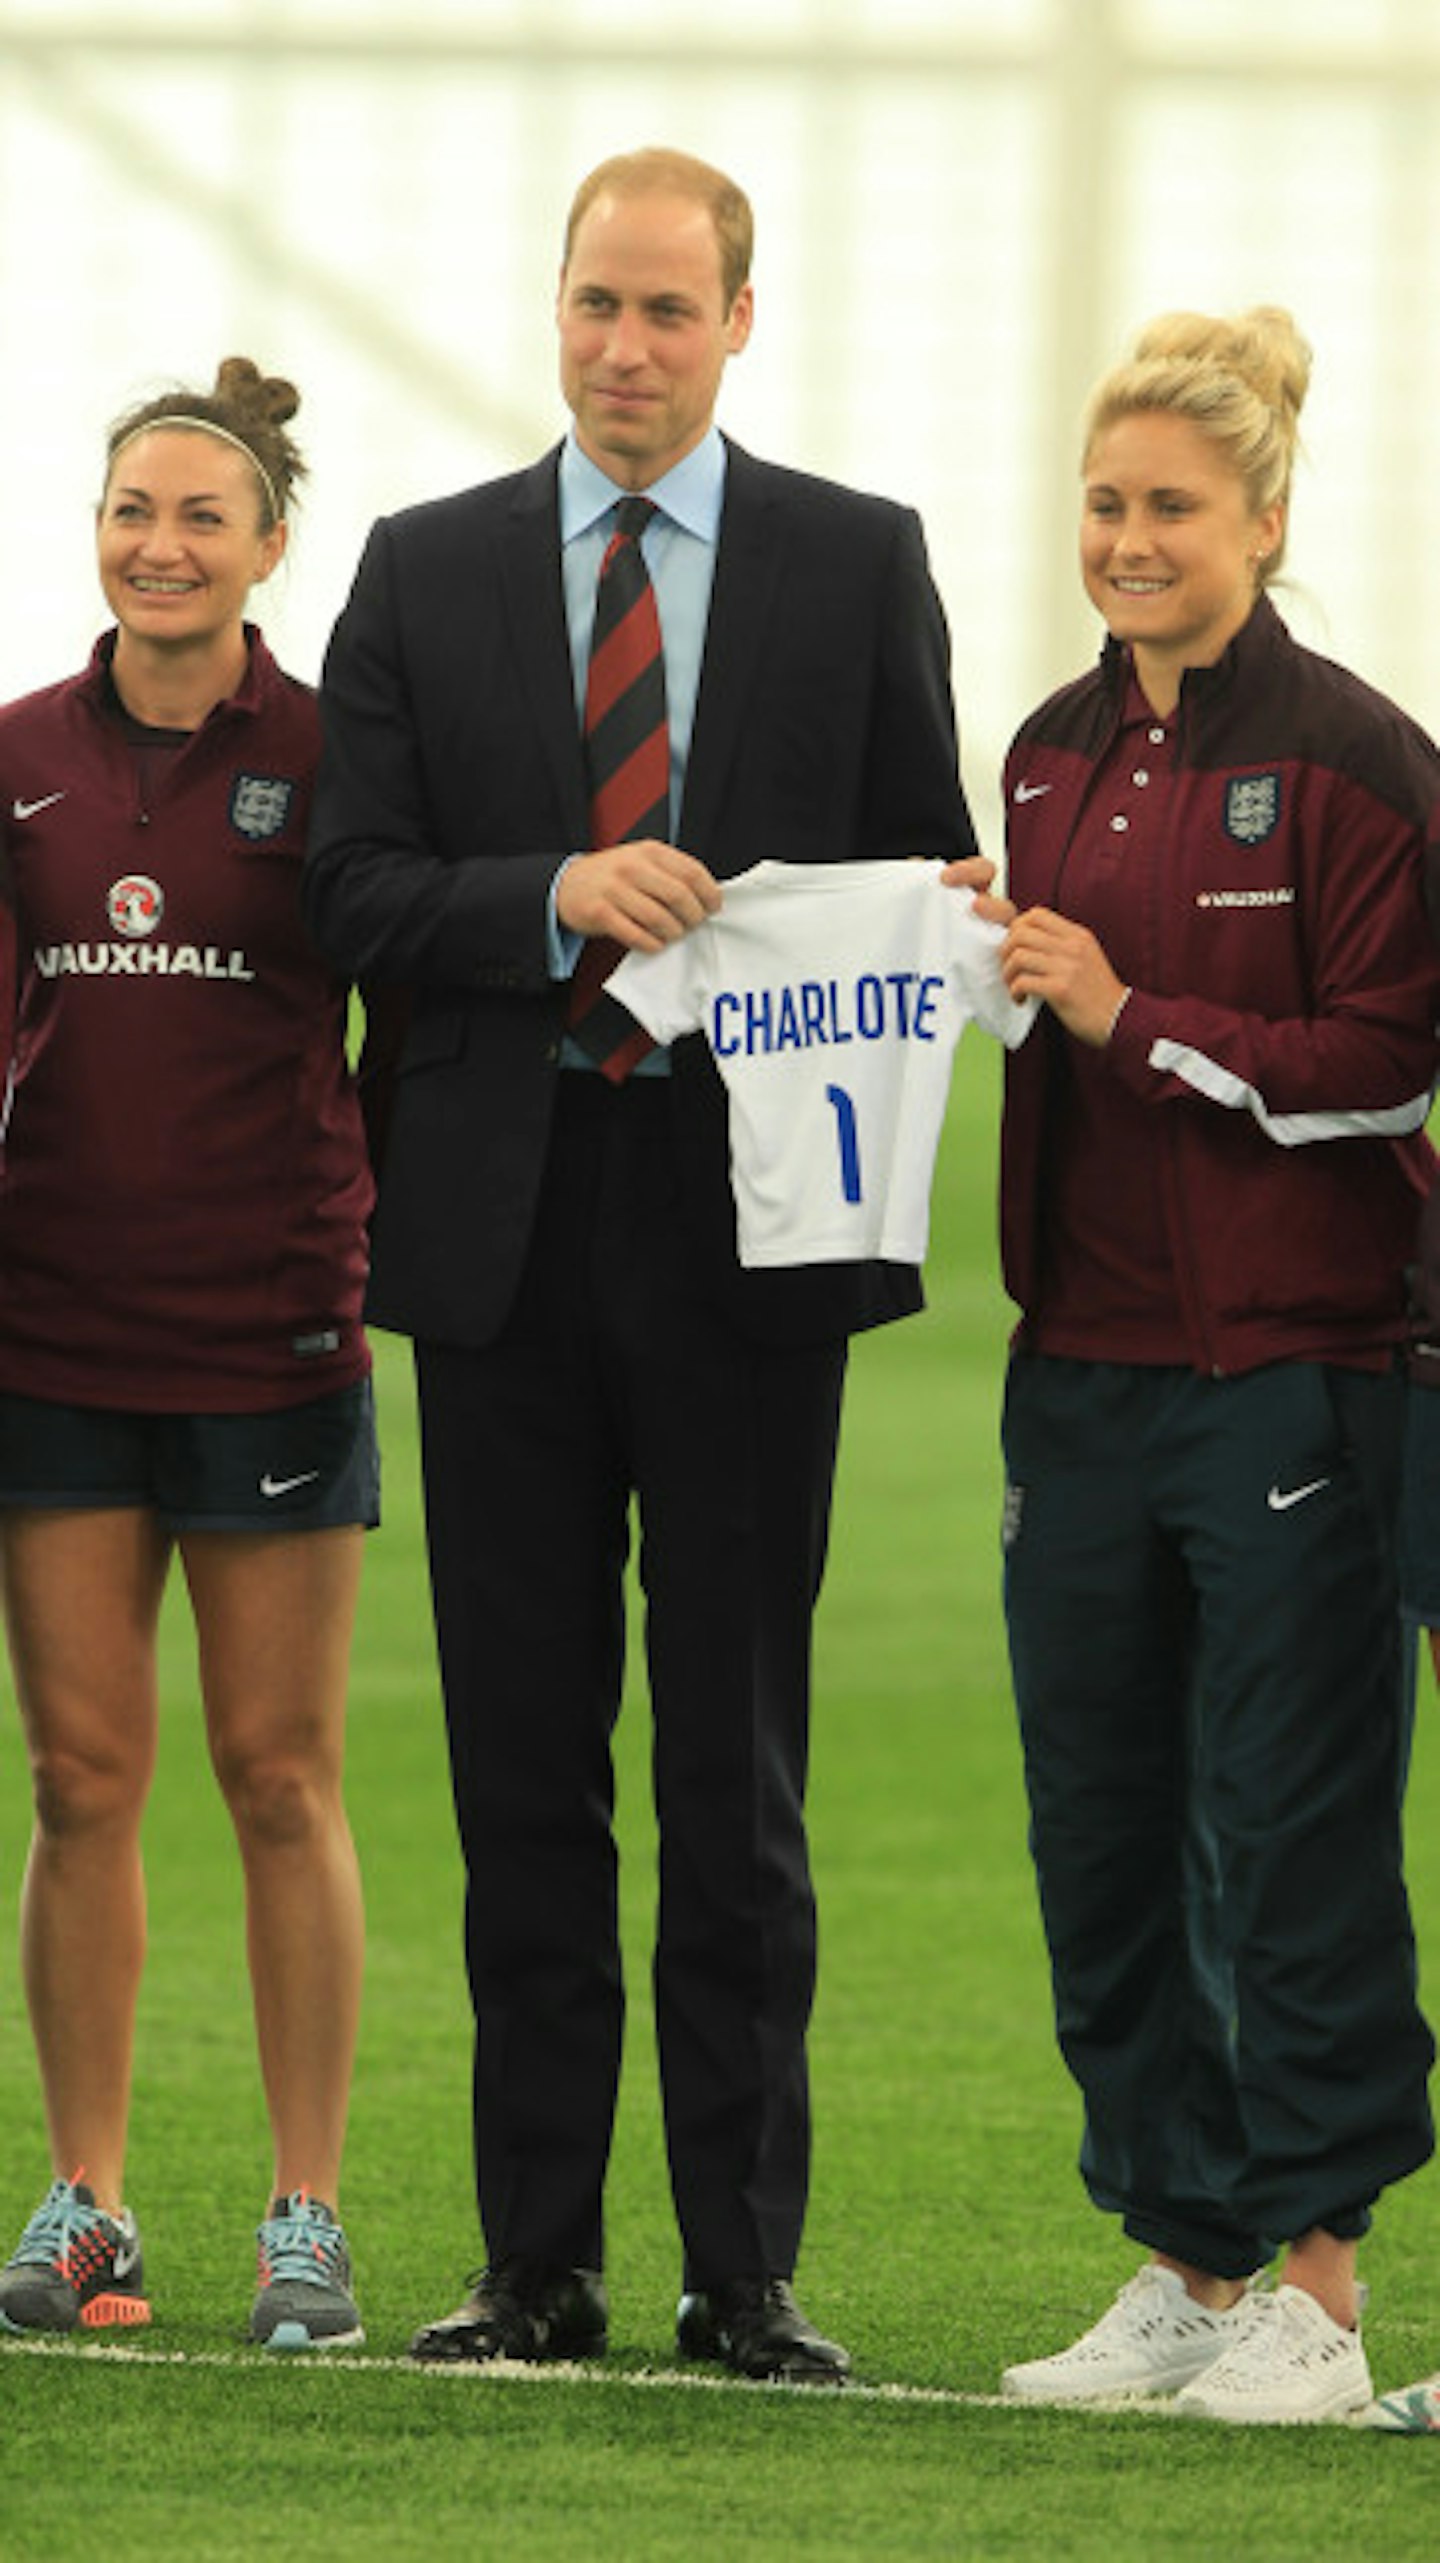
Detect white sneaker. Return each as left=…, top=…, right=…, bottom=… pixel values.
left=1001, top=2263, right=1253, bottom=2406
left=1364, top=2374, right=1440, bottom=2433
left=1174, top=2283, right=1371, bottom=2425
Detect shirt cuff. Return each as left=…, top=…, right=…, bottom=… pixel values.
left=547, top=856, right=584, bottom=981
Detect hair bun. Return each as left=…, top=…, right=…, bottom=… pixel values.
left=1131, top=306, right=1312, bottom=429
left=213, top=355, right=301, bottom=431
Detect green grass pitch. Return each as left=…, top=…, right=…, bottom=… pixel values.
left=2, top=1039, right=1439, bottom=2558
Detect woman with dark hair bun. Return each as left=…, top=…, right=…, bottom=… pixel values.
left=0, top=359, right=376, bottom=2353
left=973, top=306, right=1440, bottom=2425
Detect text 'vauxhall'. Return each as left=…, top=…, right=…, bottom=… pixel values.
left=33, top=943, right=255, bottom=981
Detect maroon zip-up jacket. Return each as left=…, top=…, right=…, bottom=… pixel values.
left=1001, top=597, right=1440, bottom=1377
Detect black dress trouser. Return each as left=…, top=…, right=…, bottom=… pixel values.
left=415, top=1075, right=847, bottom=2282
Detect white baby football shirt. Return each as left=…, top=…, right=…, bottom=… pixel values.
left=606, top=859, right=1034, bottom=1268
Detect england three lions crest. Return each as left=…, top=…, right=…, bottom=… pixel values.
left=230, top=772, right=296, bottom=842
left=1223, top=772, right=1282, bottom=846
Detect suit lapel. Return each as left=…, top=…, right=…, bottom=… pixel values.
left=680, top=441, right=781, bottom=865
left=499, top=448, right=590, bottom=845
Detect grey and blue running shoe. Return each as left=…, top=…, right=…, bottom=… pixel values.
left=0, top=2174, right=150, bottom=2334
left=250, top=2189, right=363, bottom=2351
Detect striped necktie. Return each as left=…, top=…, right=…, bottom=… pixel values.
left=566, top=495, right=666, bottom=1080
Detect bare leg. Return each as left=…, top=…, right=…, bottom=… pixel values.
left=181, top=1527, right=364, bottom=2205
left=1279, top=2228, right=1359, bottom=2329
left=1156, top=2234, right=1358, bottom=2327
left=2, top=1508, right=170, bottom=2216
left=1153, top=2253, right=1247, bottom=2312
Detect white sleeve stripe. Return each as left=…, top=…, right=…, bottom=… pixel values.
left=1146, top=1036, right=1433, bottom=1147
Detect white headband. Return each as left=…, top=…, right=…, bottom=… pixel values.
left=109, top=416, right=282, bottom=525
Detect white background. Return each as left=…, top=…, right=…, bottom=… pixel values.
left=2, top=0, right=1438, bottom=851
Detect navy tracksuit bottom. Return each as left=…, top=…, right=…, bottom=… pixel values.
left=1002, top=1353, right=1434, bottom=2277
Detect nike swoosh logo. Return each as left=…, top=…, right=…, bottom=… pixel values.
left=12, top=792, right=65, bottom=821
left=259, top=1470, right=321, bottom=1499
left=1266, top=1477, right=1331, bottom=1512
left=1013, top=781, right=1053, bottom=804
left=110, top=2235, right=143, bottom=2283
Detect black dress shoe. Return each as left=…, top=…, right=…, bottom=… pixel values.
left=409, top=2262, right=608, bottom=2364
left=676, top=2278, right=850, bottom=2385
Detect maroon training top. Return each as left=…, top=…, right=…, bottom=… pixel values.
left=0, top=627, right=373, bottom=1412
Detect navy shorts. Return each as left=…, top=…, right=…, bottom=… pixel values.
left=0, top=1377, right=380, bottom=1534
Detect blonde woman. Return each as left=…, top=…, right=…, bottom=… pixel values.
left=981, top=308, right=1440, bottom=2423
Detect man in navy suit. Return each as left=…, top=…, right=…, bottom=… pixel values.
left=304, top=145, right=979, bottom=2382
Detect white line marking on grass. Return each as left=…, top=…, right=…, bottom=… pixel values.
left=0, top=2338, right=1185, bottom=2413
left=18, top=2340, right=1380, bottom=2424
left=5, top=2337, right=981, bottom=2399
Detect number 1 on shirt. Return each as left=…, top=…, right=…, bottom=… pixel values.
left=825, top=1083, right=863, bottom=1205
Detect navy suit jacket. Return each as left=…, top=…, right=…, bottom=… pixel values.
left=303, top=437, right=979, bottom=1349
